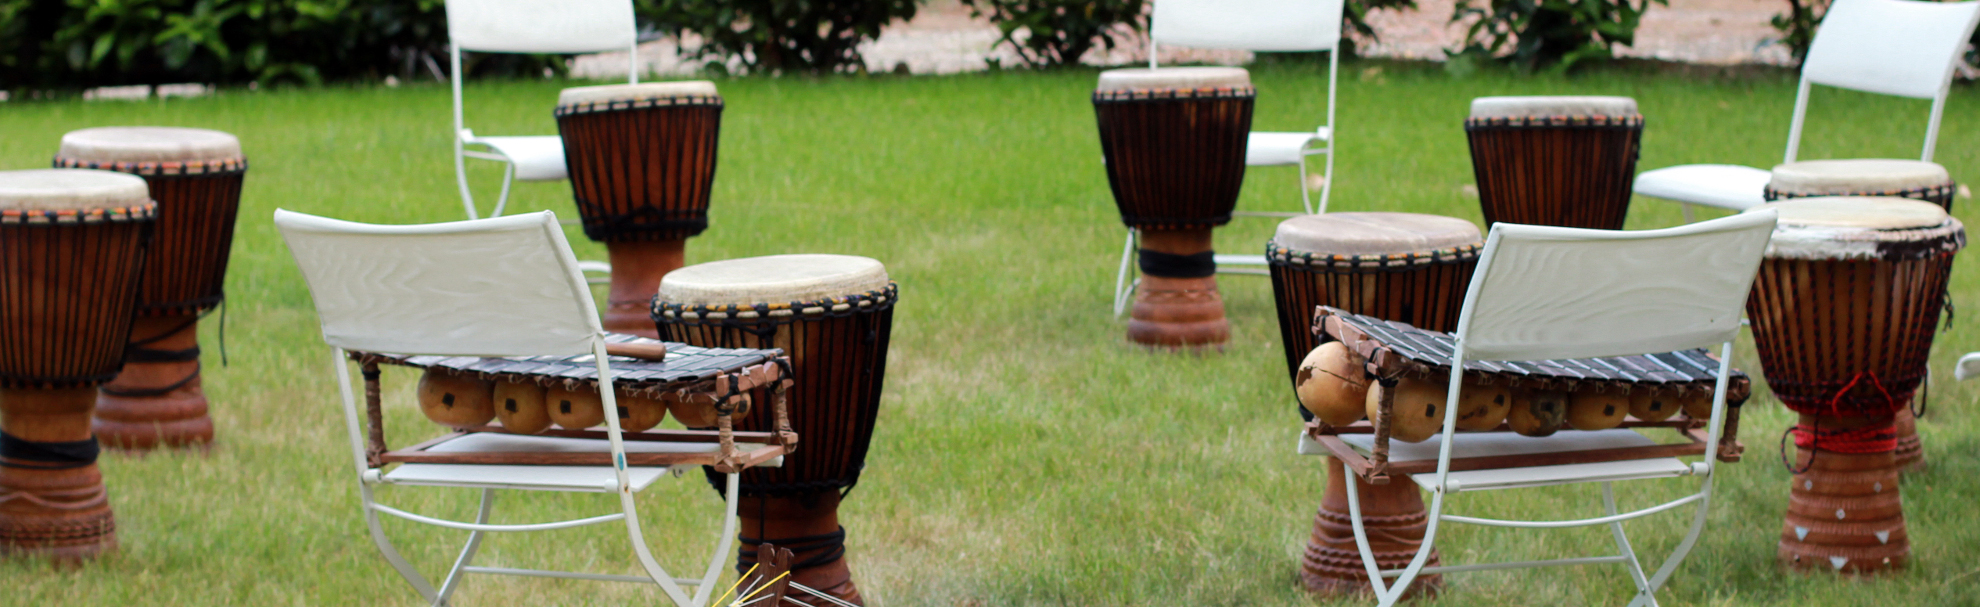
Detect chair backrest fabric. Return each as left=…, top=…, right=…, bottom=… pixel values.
left=445, top=0, right=637, bottom=54
left=1456, top=211, right=1778, bottom=362
left=1151, top=0, right=1345, bottom=52
left=275, top=209, right=602, bottom=357
left=1802, top=0, right=1980, bottom=100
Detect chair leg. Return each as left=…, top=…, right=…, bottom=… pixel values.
left=1603, top=483, right=1656, bottom=606
left=1632, top=477, right=1716, bottom=607
left=621, top=482, right=702, bottom=607
left=490, top=162, right=515, bottom=219
left=1344, top=460, right=1445, bottom=607
left=1113, top=229, right=1138, bottom=318
left=1316, top=145, right=1334, bottom=215
left=1298, top=157, right=1314, bottom=215
left=1681, top=202, right=1696, bottom=224
left=433, top=488, right=498, bottom=606
left=362, top=484, right=442, bottom=604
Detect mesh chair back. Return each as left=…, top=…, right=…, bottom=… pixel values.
left=1151, top=0, right=1345, bottom=52
left=445, top=0, right=637, bottom=54
left=1802, top=0, right=1980, bottom=100
left=275, top=209, right=601, bottom=357
left=1456, top=211, right=1777, bottom=362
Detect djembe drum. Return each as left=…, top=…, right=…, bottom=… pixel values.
left=653, top=254, right=896, bottom=606
left=1267, top=212, right=1481, bottom=597
left=1744, top=197, right=1963, bottom=574
left=1093, top=67, right=1253, bottom=350
left=1765, top=159, right=1958, bottom=471
left=0, top=169, right=155, bottom=559
left=1465, top=96, right=1642, bottom=229
left=55, top=127, right=245, bottom=450
left=556, top=81, right=723, bottom=337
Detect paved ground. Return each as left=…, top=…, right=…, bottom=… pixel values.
left=573, top=0, right=1797, bottom=78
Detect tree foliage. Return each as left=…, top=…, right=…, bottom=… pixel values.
left=640, top=0, right=921, bottom=74
left=1450, top=0, right=1668, bottom=73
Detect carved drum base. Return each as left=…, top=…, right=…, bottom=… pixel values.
left=739, top=493, right=862, bottom=606
left=96, top=315, right=213, bottom=450
left=1779, top=418, right=1908, bottom=574
left=1302, top=457, right=1440, bottom=598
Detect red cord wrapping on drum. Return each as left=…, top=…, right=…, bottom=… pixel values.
left=1780, top=371, right=1900, bottom=474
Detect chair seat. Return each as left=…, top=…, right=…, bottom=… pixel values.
left=1340, top=430, right=1694, bottom=492
left=466, top=135, right=568, bottom=181
left=1247, top=129, right=1331, bottom=166
left=1633, top=164, right=1771, bottom=211
left=382, top=432, right=776, bottom=492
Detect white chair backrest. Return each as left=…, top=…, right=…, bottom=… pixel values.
left=1455, top=211, right=1778, bottom=362
left=275, top=209, right=602, bottom=357
left=1802, top=0, right=1980, bottom=100
left=1150, top=0, right=1345, bottom=52
left=445, top=0, right=637, bottom=54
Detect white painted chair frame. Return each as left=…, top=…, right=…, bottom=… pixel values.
left=1112, top=0, right=1345, bottom=316
left=277, top=209, right=741, bottom=607
left=1634, top=0, right=1980, bottom=222
left=447, top=0, right=639, bottom=221
left=1344, top=211, right=1777, bottom=607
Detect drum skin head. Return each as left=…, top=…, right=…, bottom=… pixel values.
left=558, top=81, right=719, bottom=106
left=1469, top=96, right=1638, bottom=118
left=57, top=126, right=242, bottom=164
left=1273, top=212, right=1481, bottom=258
left=1096, top=67, right=1251, bottom=92
left=1768, top=159, right=1951, bottom=196
left=1758, top=196, right=1948, bottom=230
left=659, top=254, right=889, bottom=306
left=0, top=169, right=149, bottom=211
left=1753, top=197, right=1963, bottom=260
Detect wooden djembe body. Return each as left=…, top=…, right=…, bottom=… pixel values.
left=1764, top=160, right=1961, bottom=472
left=1267, top=212, right=1481, bottom=597
left=556, top=81, right=723, bottom=337
left=1093, top=67, right=1253, bottom=350
left=1744, top=198, right=1963, bottom=574
left=0, top=169, right=156, bottom=559
left=653, top=254, right=897, bottom=606
left=56, top=127, right=245, bottom=450
left=1465, top=96, right=1642, bottom=230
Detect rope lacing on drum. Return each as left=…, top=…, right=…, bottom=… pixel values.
left=1780, top=371, right=1900, bottom=474
left=653, top=284, right=899, bottom=328
left=1266, top=241, right=1483, bottom=274
left=100, top=314, right=206, bottom=398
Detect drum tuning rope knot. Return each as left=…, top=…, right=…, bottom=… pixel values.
left=1779, top=370, right=1900, bottom=474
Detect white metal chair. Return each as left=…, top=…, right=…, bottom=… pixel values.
left=1633, top=0, right=1980, bottom=222
left=1309, top=210, right=1777, bottom=606
left=1111, top=0, right=1345, bottom=316
left=447, top=0, right=639, bottom=221
left=276, top=209, right=766, bottom=607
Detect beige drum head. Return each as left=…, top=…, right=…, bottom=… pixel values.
left=57, top=126, right=243, bottom=164
left=1273, top=212, right=1481, bottom=257
left=558, top=81, right=719, bottom=107
left=1768, top=159, right=1951, bottom=196
left=0, top=169, right=150, bottom=212
left=1096, top=67, right=1250, bottom=92
left=658, top=254, right=889, bottom=306
left=1469, top=96, right=1638, bottom=119
left=1750, top=196, right=1962, bottom=260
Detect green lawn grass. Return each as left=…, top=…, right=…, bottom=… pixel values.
left=3, top=60, right=1979, bottom=606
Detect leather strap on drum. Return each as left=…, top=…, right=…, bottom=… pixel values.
left=0, top=431, right=99, bottom=470
left=1138, top=249, right=1215, bottom=278
left=739, top=527, right=847, bottom=571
